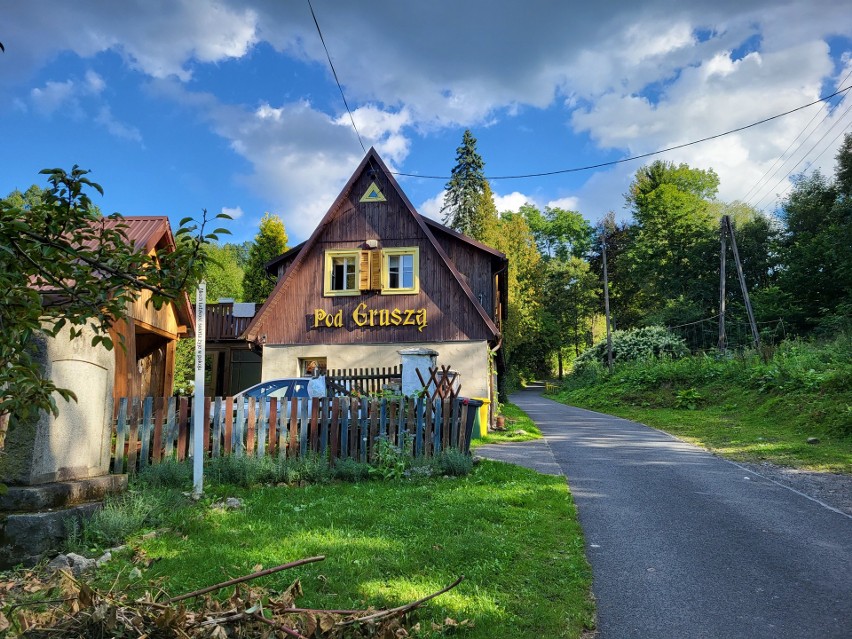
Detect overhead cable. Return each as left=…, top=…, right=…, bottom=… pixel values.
left=307, top=0, right=366, bottom=154
left=391, top=84, right=852, bottom=181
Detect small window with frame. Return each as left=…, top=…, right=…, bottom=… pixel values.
left=382, top=247, right=419, bottom=294
left=324, top=250, right=360, bottom=296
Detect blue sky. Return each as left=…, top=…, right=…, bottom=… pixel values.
left=2, top=1, right=851, bottom=244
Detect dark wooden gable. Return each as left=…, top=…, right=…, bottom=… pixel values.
left=245, top=148, right=500, bottom=346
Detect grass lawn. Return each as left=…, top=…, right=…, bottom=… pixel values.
left=471, top=402, right=542, bottom=447
left=80, top=460, right=593, bottom=638
left=550, top=383, right=852, bottom=473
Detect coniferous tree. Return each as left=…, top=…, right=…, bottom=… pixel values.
left=242, top=213, right=288, bottom=303
left=441, top=130, right=486, bottom=238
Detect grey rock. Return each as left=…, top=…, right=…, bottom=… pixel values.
left=46, top=554, right=71, bottom=572
left=225, top=497, right=243, bottom=509
left=65, top=552, right=96, bottom=575
left=96, top=551, right=112, bottom=566
left=807, top=437, right=821, bottom=445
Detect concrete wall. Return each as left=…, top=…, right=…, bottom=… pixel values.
left=262, top=341, right=491, bottom=399
left=1, top=326, right=114, bottom=486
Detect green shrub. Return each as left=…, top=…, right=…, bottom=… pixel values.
left=136, top=458, right=192, bottom=489
left=333, top=458, right=372, bottom=482
left=434, top=448, right=473, bottom=476
left=574, top=326, right=689, bottom=372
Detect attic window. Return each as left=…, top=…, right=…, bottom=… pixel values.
left=324, top=250, right=360, bottom=296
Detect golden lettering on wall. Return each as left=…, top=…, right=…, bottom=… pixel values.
left=314, top=303, right=427, bottom=332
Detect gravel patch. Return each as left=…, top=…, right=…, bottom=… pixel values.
left=735, top=461, right=852, bottom=517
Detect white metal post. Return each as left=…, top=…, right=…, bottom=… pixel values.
left=193, top=280, right=207, bottom=496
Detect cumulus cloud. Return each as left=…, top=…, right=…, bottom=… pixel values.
left=30, top=80, right=76, bottom=116
left=95, top=106, right=143, bottom=143
left=221, top=206, right=245, bottom=220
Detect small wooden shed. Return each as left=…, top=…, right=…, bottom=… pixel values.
left=106, top=217, right=194, bottom=400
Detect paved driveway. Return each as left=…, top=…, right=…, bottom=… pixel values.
left=477, top=387, right=852, bottom=639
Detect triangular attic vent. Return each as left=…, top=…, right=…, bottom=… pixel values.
left=360, top=182, right=386, bottom=202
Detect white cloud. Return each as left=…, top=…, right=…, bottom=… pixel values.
left=221, top=206, right=244, bottom=220
left=84, top=70, right=105, bottom=94
left=418, top=191, right=445, bottom=221
left=95, top=106, right=143, bottom=143
left=30, top=80, right=76, bottom=115
left=546, top=196, right=580, bottom=211
left=493, top=191, right=530, bottom=213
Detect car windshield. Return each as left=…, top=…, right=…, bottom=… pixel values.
left=240, top=379, right=311, bottom=400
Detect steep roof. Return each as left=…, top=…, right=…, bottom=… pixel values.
left=244, top=148, right=501, bottom=344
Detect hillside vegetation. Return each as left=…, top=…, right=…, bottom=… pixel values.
left=549, top=335, right=852, bottom=473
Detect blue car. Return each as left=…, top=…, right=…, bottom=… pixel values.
left=233, top=378, right=312, bottom=403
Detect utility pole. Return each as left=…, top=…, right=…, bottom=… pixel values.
left=602, top=231, right=614, bottom=372
left=718, top=217, right=727, bottom=353
left=723, top=215, right=760, bottom=350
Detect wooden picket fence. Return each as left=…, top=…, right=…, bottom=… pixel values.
left=110, top=395, right=479, bottom=475
left=325, top=366, right=401, bottom=395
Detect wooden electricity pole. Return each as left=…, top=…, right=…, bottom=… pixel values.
left=602, top=232, right=614, bottom=372
left=718, top=218, right=727, bottom=353
left=722, top=215, right=760, bottom=350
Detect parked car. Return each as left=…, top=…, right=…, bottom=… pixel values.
left=233, top=378, right=312, bottom=404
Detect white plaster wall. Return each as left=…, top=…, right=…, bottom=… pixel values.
left=262, top=341, right=491, bottom=399
left=29, top=325, right=114, bottom=484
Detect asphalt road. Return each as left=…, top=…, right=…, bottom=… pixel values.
left=495, top=387, right=852, bottom=639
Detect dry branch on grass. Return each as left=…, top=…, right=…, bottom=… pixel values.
left=1, top=556, right=467, bottom=638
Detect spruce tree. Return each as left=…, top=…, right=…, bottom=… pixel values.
left=242, top=212, right=288, bottom=303
left=441, top=129, right=486, bottom=238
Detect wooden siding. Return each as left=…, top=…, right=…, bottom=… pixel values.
left=256, top=168, right=494, bottom=345
left=429, top=227, right=496, bottom=318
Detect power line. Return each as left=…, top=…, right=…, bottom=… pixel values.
left=753, top=102, right=852, bottom=212
left=741, top=67, right=852, bottom=204
left=306, top=0, right=366, bottom=154
left=391, top=84, right=852, bottom=181
left=745, top=66, right=852, bottom=207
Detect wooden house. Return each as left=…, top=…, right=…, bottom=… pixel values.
left=244, top=148, right=508, bottom=401
left=202, top=301, right=262, bottom=396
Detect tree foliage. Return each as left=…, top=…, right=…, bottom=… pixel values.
left=441, top=130, right=489, bottom=240
left=0, top=167, right=228, bottom=447
left=242, top=212, right=288, bottom=303
left=204, top=243, right=245, bottom=302
left=522, top=204, right=592, bottom=261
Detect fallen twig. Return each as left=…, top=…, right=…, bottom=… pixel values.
left=338, top=576, right=464, bottom=626
left=168, top=556, right=325, bottom=603
left=252, top=610, right=310, bottom=639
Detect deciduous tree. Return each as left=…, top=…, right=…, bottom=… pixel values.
left=242, top=213, right=288, bottom=303
left=0, top=167, right=227, bottom=448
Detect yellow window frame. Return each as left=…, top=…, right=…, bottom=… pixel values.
left=382, top=247, right=420, bottom=295
left=324, top=250, right=361, bottom=296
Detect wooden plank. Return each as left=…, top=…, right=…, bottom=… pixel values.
left=422, top=397, right=432, bottom=458
left=432, top=398, right=442, bottom=455
left=458, top=401, right=469, bottom=450
left=112, top=397, right=128, bottom=474
left=310, top=398, right=320, bottom=453
left=415, top=397, right=424, bottom=457
left=289, top=398, right=299, bottom=459
left=257, top=399, right=268, bottom=458
left=152, top=397, right=164, bottom=464
left=177, top=397, right=189, bottom=462
left=246, top=397, right=256, bottom=456
left=368, top=399, right=379, bottom=462
left=268, top=398, right=278, bottom=458
left=203, top=397, right=212, bottom=455
left=388, top=400, right=397, bottom=446
left=300, top=397, right=310, bottom=457
left=140, top=397, right=153, bottom=470
left=330, top=397, right=341, bottom=460
left=320, top=398, right=329, bottom=455
left=212, top=397, right=223, bottom=458
left=450, top=397, right=459, bottom=451
left=234, top=397, right=245, bottom=456
left=352, top=397, right=361, bottom=459
left=340, top=397, right=350, bottom=458
left=398, top=397, right=406, bottom=449
left=442, top=398, right=452, bottom=451
left=379, top=398, right=387, bottom=439
left=126, top=399, right=140, bottom=474
left=164, top=397, right=177, bottom=460
left=224, top=396, right=234, bottom=456
left=278, top=399, right=287, bottom=458
left=359, top=397, right=369, bottom=463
